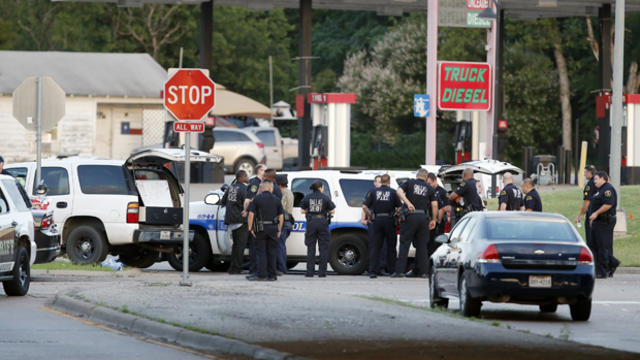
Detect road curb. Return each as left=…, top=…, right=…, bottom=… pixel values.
left=50, top=294, right=302, bottom=360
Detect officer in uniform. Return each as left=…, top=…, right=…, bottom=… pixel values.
left=247, top=180, right=284, bottom=281
left=393, top=169, right=437, bottom=278
left=361, top=176, right=385, bottom=274
left=245, top=164, right=267, bottom=275
left=498, top=172, right=524, bottom=211
left=276, top=175, right=294, bottom=274
left=426, top=172, right=449, bottom=258
left=300, top=181, right=336, bottom=277
left=264, top=168, right=282, bottom=200
left=362, top=174, right=401, bottom=278
left=588, top=171, right=621, bottom=278
left=449, top=168, right=484, bottom=226
left=575, top=165, right=597, bottom=256
left=221, top=170, right=249, bottom=274
left=521, top=178, right=542, bottom=212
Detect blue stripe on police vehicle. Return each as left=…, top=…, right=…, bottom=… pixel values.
left=291, top=220, right=367, bottom=233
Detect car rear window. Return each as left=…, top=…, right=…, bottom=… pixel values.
left=77, top=165, right=131, bottom=195
left=255, top=130, right=276, bottom=146
left=34, top=167, right=70, bottom=196
left=214, top=130, right=251, bottom=142
left=485, top=218, right=577, bottom=242
left=2, top=179, right=30, bottom=211
left=4, top=167, right=28, bottom=188
left=339, top=179, right=373, bottom=207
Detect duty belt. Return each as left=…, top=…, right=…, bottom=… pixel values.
left=374, top=213, right=391, bottom=217
left=258, top=221, right=275, bottom=225
left=308, top=214, right=325, bottom=219
left=408, top=209, right=426, bottom=214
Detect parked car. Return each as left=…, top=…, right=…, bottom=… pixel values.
left=212, top=128, right=266, bottom=176
left=189, top=170, right=428, bottom=274
left=429, top=211, right=595, bottom=321
left=0, top=174, right=36, bottom=296
left=5, top=149, right=223, bottom=267
left=438, top=159, right=524, bottom=199
left=30, top=184, right=61, bottom=264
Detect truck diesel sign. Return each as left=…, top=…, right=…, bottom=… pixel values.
left=437, top=61, right=492, bottom=111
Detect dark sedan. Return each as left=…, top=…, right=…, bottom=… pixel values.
left=429, top=211, right=595, bottom=321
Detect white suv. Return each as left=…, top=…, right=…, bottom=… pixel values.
left=0, top=175, right=36, bottom=296
left=6, top=149, right=223, bottom=267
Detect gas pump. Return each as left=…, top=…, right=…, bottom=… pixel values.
left=453, top=120, right=472, bottom=164
left=308, top=93, right=356, bottom=169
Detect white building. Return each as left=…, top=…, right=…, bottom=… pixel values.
left=0, top=51, right=167, bottom=162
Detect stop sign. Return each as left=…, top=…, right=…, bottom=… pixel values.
left=164, top=69, right=216, bottom=121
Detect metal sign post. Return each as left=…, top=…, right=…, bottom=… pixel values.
left=182, top=131, right=191, bottom=286
left=36, top=77, right=43, bottom=186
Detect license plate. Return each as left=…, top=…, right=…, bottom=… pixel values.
left=529, top=275, right=552, bottom=288
left=160, top=231, right=171, bottom=240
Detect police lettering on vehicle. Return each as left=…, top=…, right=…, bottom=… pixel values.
left=0, top=239, right=14, bottom=256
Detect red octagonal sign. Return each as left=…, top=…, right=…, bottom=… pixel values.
left=164, top=69, right=216, bottom=121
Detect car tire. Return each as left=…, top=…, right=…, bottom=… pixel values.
left=2, top=246, right=30, bottom=296
left=329, top=233, right=368, bottom=275
left=204, top=257, right=230, bottom=272
left=119, top=248, right=159, bottom=269
left=234, top=158, right=256, bottom=177
left=167, top=232, right=211, bottom=272
left=429, top=264, right=448, bottom=309
left=459, top=271, right=481, bottom=317
left=570, top=298, right=592, bottom=321
left=539, top=304, right=558, bottom=313
left=66, top=225, right=109, bottom=265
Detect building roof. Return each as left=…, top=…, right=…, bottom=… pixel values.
left=54, top=0, right=640, bottom=20
left=0, top=51, right=166, bottom=98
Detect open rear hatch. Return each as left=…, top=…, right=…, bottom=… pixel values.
left=126, top=148, right=223, bottom=226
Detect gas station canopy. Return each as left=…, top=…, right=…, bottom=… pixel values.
left=54, top=0, right=640, bottom=20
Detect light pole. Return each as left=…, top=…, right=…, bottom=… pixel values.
left=479, top=0, right=502, bottom=162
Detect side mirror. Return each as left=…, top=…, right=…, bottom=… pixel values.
left=204, top=193, right=221, bottom=205
left=435, top=234, right=449, bottom=244
left=220, top=184, right=229, bottom=193
left=36, top=183, right=48, bottom=196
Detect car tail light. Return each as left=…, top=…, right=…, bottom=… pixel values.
left=127, top=202, right=139, bottom=223
left=478, top=244, right=501, bottom=263
left=256, top=142, right=264, bottom=149
left=41, top=215, right=53, bottom=230
left=578, top=247, right=594, bottom=265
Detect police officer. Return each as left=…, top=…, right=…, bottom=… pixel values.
left=426, top=172, right=448, bottom=258
left=276, top=174, right=294, bottom=274
left=392, top=169, right=437, bottom=278
left=498, top=172, right=524, bottom=211
left=0, top=156, right=10, bottom=175
left=264, top=168, right=282, bottom=200
left=221, top=170, right=249, bottom=274
left=588, top=171, right=621, bottom=278
left=575, top=165, right=597, bottom=256
left=362, top=174, right=401, bottom=279
left=247, top=180, right=284, bottom=281
left=245, top=164, right=267, bottom=275
left=449, top=168, right=484, bottom=226
left=521, top=178, right=542, bottom=212
left=300, top=181, right=336, bottom=277
left=361, top=176, right=386, bottom=274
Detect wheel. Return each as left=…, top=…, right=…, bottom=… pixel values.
left=167, top=232, right=211, bottom=272
left=329, top=233, right=368, bottom=275
left=429, top=264, right=449, bottom=309
left=539, top=304, right=558, bottom=313
left=570, top=298, right=592, bottom=321
left=204, top=257, right=230, bottom=272
left=458, top=271, right=481, bottom=317
left=3, top=246, right=30, bottom=296
left=286, top=261, right=299, bottom=270
left=66, top=225, right=109, bottom=265
left=119, top=247, right=159, bottom=269
left=234, top=158, right=256, bottom=177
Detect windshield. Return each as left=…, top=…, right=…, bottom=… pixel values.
left=485, top=217, right=577, bottom=242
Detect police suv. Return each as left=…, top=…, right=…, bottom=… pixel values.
left=189, top=170, right=425, bottom=275
left=0, top=174, right=36, bottom=296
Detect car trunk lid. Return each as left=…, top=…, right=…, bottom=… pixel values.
left=496, top=242, right=583, bottom=270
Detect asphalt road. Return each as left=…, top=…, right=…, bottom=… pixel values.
left=0, top=291, right=211, bottom=359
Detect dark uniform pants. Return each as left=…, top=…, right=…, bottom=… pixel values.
left=277, top=221, right=292, bottom=273
left=369, top=216, right=396, bottom=275
left=248, top=232, right=257, bottom=274
left=255, top=225, right=279, bottom=279
left=305, top=219, right=330, bottom=276
left=395, top=214, right=429, bottom=275
left=591, top=218, right=620, bottom=277
left=229, top=223, right=249, bottom=273
left=585, top=211, right=594, bottom=256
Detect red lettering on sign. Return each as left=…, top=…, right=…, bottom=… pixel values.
left=467, top=0, right=489, bottom=10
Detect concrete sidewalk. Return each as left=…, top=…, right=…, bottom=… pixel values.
left=40, top=267, right=640, bottom=360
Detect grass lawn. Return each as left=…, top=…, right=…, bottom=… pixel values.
left=487, top=185, right=640, bottom=267
left=32, top=258, right=116, bottom=272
